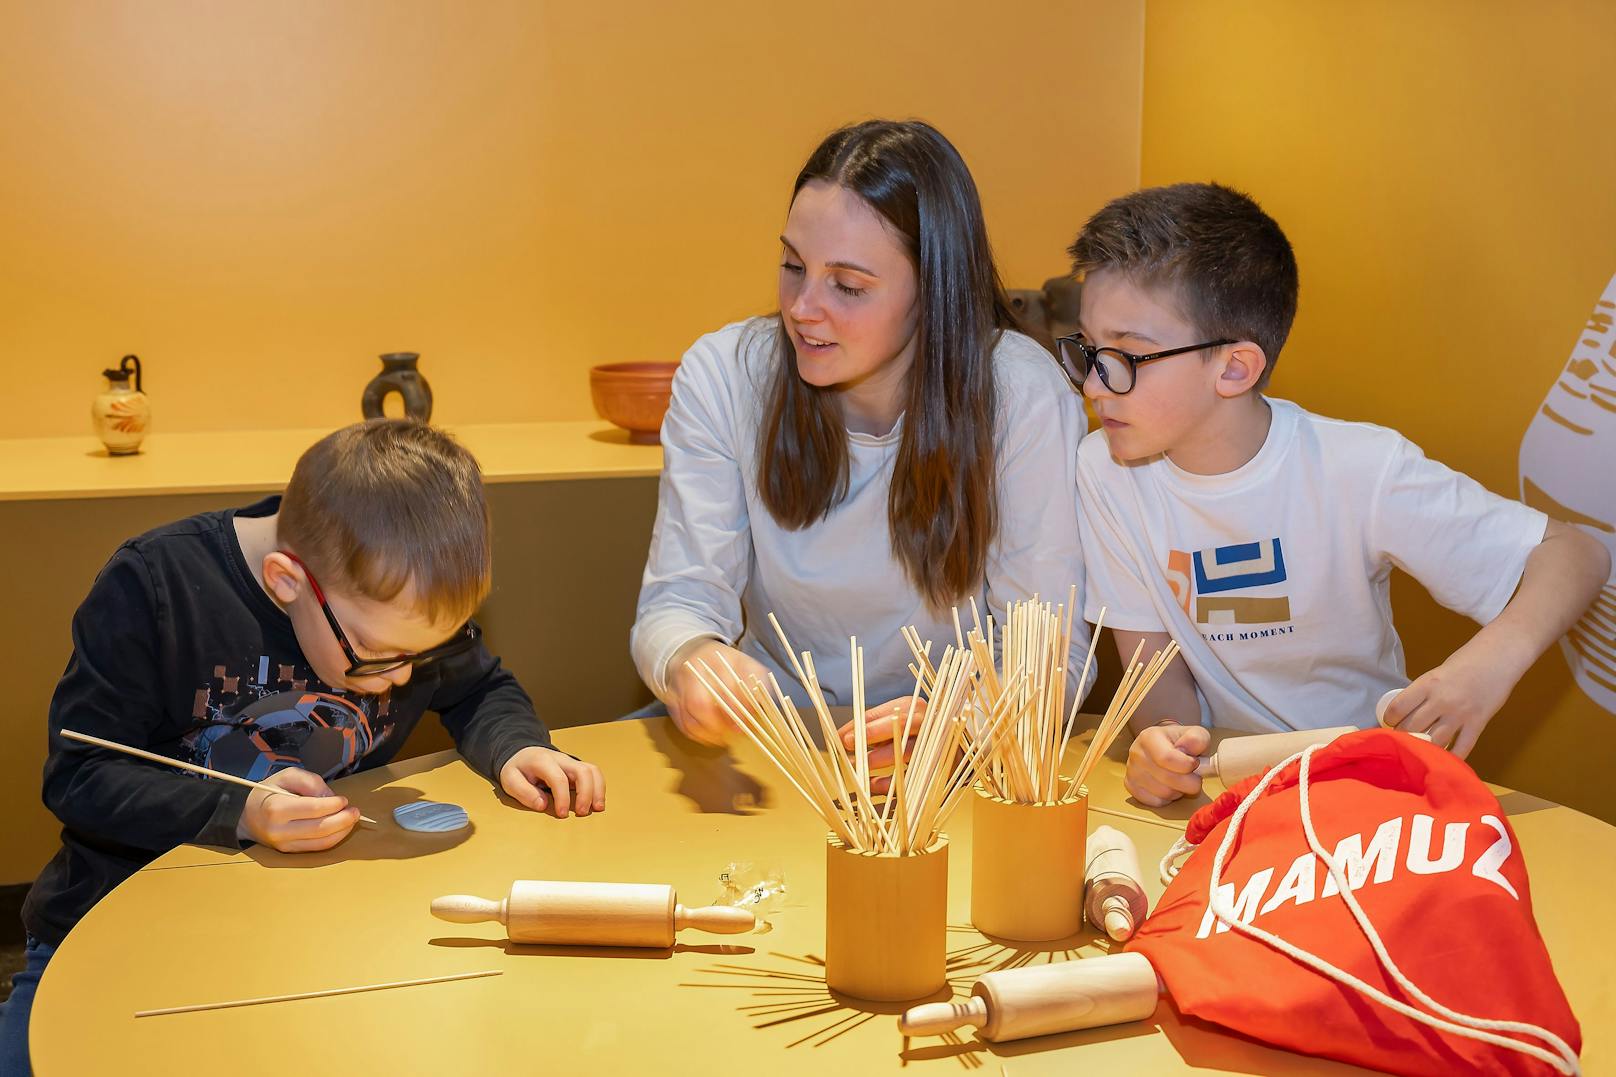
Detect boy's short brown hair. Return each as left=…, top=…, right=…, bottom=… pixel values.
left=278, top=420, right=491, bottom=626
left=1068, top=182, right=1299, bottom=389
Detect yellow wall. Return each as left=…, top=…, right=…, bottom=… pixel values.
left=0, top=0, right=1144, bottom=439
left=1141, top=0, right=1616, bottom=820
left=0, top=0, right=1145, bottom=883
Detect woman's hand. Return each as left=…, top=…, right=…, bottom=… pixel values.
left=838, top=695, right=929, bottom=794
left=666, top=639, right=772, bottom=746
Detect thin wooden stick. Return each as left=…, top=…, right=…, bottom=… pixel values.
left=686, top=660, right=855, bottom=846
left=136, top=969, right=502, bottom=1017
left=1054, top=605, right=1107, bottom=785
left=60, top=728, right=378, bottom=826
left=711, top=617, right=993, bottom=854
left=1065, top=641, right=1181, bottom=799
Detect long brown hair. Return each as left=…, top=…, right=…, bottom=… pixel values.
left=757, top=119, right=1013, bottom=609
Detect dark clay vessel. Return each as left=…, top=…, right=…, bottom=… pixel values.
left=361, top=352, right=433, bottom=422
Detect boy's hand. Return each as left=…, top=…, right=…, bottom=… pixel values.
left=1381, top=652, right=1515, bottom=760
left=1125, top=722, right=1211, bottom=807
left=666, top=639, right=772, bottom=746
left=837, top=696, right=928, bottom=794
left=236, top=768, right=361, bottom=852
left=500, top=746, right=605, bottom=819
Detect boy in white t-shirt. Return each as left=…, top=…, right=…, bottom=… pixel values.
left=1060, top=183, right=1609, bottom=806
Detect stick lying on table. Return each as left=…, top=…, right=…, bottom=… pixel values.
left=59, top=728, right=378, bottom=827
left=135, top=969, right=502, bottom=1017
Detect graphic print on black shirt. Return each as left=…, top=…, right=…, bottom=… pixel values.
left=180, top=653, right=395, bottom=782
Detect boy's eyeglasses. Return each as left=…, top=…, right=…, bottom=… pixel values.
left=283, top=553, right=481, bottom=677
left=1051, top=334, right=1236, bottom=395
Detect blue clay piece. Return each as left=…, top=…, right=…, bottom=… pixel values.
left=393, top=800, right=469, bottom=833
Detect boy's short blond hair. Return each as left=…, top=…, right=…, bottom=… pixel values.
left=278, top=420, right=491, bottom=626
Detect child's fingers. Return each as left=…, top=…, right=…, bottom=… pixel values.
left=263, top=789, right=350, bottom=822
left=274, top=825, right=357, bottom=854
left=501, top=766, right=549, bottom=812
left=1385, top=679, right=1437, bottom=732
left=1158, top=766, right=1204, bottom=798
left=272, top=805, right=360, bottom=845
left=566, top=762, right=596, bottom=818
left=529, top=759, right=572, bottom=819
left=267, top=767, right=341, bottom=800
left=1155, top=727, right=1210, bottom=771
left=580, top=761, right=606, bottom=811
left=1124, top=769, right=1180, bottom=807
left=1424, top=719, right=1459, bottom=754
left=1450, top=721, right=1482, bottom=760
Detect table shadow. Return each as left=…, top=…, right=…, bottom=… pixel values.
left=636, top=717, right=773, bottom=815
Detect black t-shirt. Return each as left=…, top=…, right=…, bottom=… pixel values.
left=22, top=496, right=557, bottom=945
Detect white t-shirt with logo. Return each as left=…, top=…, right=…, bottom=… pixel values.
left=1076, top=397, right=1548, bottom=733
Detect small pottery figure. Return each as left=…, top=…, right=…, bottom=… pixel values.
left=91, top=354, right=151, bottom=455
left=361, top=352, right=433, bottom=422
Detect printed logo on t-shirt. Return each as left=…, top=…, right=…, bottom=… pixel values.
left=1167, top=538, right=1294, bottom=634
left=180, top=655, right=394, bottom=781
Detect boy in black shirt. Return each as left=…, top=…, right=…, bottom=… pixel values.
left=0, top=420, right=603, bottom=1074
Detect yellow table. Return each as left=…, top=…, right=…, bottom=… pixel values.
left=31, top=718, right=1614, bottom=1075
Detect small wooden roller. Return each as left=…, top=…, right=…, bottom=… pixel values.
left=900, top=952, right=1161, bottom=1042
left=1084, top=826, right=1149, bottom=942
left=1195, top=726, right=1361, bottom=784
left=430, top=880, right=755, bottom=948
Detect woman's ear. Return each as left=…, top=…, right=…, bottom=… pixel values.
left=1216, top=341, right=1269, bottom=398
left=261, top=552, right=305, bottom=605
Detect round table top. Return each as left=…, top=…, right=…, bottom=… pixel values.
left=31, top=716, right=1615, bottom=1075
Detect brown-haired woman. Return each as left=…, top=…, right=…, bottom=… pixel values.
left=632, top=119, right=1091, bottom=753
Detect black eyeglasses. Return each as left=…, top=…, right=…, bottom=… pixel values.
left=284, top=553, right=481, bottom=677
left=1052, top=334, right=1236, bottom=395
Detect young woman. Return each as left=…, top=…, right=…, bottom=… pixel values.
left=632, top=119, right=1089, bottom=750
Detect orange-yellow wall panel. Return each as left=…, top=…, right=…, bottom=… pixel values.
left=0, top=0, right=1144, bottom=439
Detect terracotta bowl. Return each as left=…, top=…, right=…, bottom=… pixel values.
left=589, top=362, right=679, bottom=444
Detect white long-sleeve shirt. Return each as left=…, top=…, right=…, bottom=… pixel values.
left=631, top=318, right=1092, bottom=710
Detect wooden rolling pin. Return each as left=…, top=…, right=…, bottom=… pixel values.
left=1194, top=726, right=1360, bottom=784
left=1197, top=719, right=1434, bottom=785
left=430, top=880, right=754, bottom=948
left=1084, top=826, right=1149, bottom=942
left=899, top=952, right=1160, bottom=1042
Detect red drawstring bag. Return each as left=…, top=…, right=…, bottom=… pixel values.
left=1128, top=729, right=1581, bottom=1075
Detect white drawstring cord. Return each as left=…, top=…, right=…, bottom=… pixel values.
left=1199, top=746, right=1580, bottom=1076
left=1159, top=834, right=1195, bottom=886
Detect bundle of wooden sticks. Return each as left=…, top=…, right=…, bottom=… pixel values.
left=955, top=592, right=1178, bottom=805
left=686, top=614, right=1020, bottom=854
left=686, top=596, right=1181, bottom=850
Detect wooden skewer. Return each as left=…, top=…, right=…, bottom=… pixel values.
left=1065, top=641, right=1181, bottom=799
left=60, top=728, right=379, bottom=826
left=686, top=660, right=857, bottom=847
left=135, top=969, right=502, bottom=1017
left=1054, top=605, right=1107, bottom=781
left=723, top=617, right=987, bottom=855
